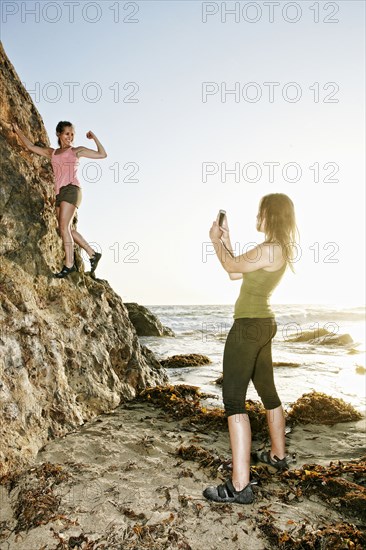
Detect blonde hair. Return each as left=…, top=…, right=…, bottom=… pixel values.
left=257, top=193, right=300, bottom=273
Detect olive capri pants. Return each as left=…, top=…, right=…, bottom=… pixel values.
left=222, top=317, right=281, bottom=418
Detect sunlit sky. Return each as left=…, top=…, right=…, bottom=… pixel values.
left=2, top=1, right=365, bottom=306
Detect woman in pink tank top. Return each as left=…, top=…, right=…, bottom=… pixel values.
left=12, top=121, right=107, bottom=278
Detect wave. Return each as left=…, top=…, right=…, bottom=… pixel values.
left=150, top=304, right=365, bottom=322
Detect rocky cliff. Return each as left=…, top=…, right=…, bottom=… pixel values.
left=0, top=42, right=168, bottom=476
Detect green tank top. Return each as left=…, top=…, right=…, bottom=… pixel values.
left=234, top=262, right=287, bottom=319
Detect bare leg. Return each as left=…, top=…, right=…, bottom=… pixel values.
left=228, top=413, right=251, bottom=491
left=58, top=201, right=76, bottom=267
left=266, top=405, right=286, bottom=460
left=71, top=229, right=95, bottom=258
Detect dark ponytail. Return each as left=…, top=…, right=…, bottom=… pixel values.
left=56, top=121, right=73, bottom=146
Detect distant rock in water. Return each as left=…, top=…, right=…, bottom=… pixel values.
left=0, top=43, right=168, bottom=476
left=160, top=354, right=211, bottom=369
left=273, top=361, right=301, bottom=368
left=348, top=348, right=362, bottom=355
left=355, top=365, right=366, bottom=375
left=289, top=328, right=353, bottom=346
left=124, top=303, right=175, bottom=337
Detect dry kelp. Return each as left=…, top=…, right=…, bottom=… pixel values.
left=137, top=384, right=226, bottom=430
left=244, top=399, right=268, bottom=435
left=175, top=444, right=228, bottom=479
left=160, top=354, right=211, bottom=368
left=253, top=457, right=366, bottom=549
left=138, top=386, right=362, bottom=435
left=119, top=517, right=192, bottom=550
left=52, top=532, right=100, bottom=550
left=279, top=456, right=366, bottom=522
left=137, top=385, right=269, bottom=437
left=213, top=374, right=223, bottom=385
left=62, top=517, right=193, bottom=550
left=0, top=462, right=69, bottom=533
left=287, top=391, right=363, bottom=425
left=258, top=517, right=366, bottom=550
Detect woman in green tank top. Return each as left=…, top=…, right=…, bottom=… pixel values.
left=203, top=194, right=299, bottom=505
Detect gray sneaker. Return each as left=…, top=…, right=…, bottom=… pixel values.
left=257, top=450, right=289, bottom=471
left=90, top=252, right=102, bottom=274
left=203, top=478, right=256, bottom=504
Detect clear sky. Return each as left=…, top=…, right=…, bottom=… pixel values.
left=2, top=0, right=365, bottom=306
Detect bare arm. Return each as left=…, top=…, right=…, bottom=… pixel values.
left=12, top=123, right=53, bottom=158
left=211, top=237, right=275, bottom=274
left=209, top=218, right=276, bottom=274
left=221, top=232, right=243, bottom=280
left=75, top=130, right=107, bottom=159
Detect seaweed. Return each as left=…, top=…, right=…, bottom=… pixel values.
left=121, top=520, right=193, bottom=550
left=53, top=532, right=99, bottom=550
left=254, top=457, right=366, bottom=548
left=136, top=385, right=269, bottom=436
left=258, top=516, right=366, bottom=550
left=245, top=399, right=268, bottom=435
left=136, top=384, right=226, bottom=430
left=175, top=444, right=227, bottom=478
left=287, top=391, right=362, bottom=425
left=137, top=386, right=362, bottom=437
left=98, top=515, right=192, bottom=550
left=0, top=462, right=69, bottom=534
left=279, top=457, right=366, bottom=522
left=213, top=374, right=223, bottom=385
left=160, top=354, right=211, bottom=368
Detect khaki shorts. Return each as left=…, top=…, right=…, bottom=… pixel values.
left=55, top=184, right=82, bottom=208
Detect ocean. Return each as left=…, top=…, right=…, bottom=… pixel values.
left=139, top=304, right=366, bottom=414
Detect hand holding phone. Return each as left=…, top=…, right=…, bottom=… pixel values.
left=216, top=210, right=233, bottom=258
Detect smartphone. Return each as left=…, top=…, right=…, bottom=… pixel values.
left=218, top=209, right=226, bottom=227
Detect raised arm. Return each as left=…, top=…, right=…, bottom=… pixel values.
left=75, top=130, right=107, bottom=159
left=12, top=123, right=53, bottom=158
left=209, top=219, right=276, bottom=274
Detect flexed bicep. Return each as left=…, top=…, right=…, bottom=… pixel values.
left=75, top=146, right=107, bottom=159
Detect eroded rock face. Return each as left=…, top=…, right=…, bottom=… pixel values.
left=0, top=42, right=168, bottom=476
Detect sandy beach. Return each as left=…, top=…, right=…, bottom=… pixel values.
left=1, top=387, right=365, bottom=549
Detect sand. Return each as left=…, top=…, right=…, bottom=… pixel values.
left=0, top=396, right=365, bottom=549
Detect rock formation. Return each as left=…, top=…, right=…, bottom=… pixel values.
left=0, top=42, right=168, bottom=476
left=124, top=302, right=175, bottom=337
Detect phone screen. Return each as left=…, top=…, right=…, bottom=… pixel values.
left=219, top=210, right=226, bottom=226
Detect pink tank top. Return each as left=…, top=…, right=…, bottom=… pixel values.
left=51, top=147, right=81, bottom=195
